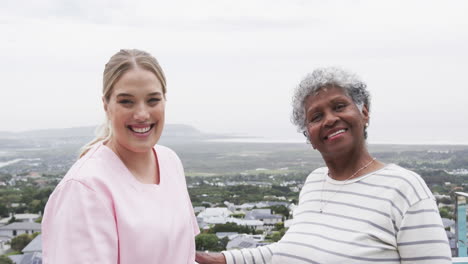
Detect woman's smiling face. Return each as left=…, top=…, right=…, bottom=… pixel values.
left=305, top=86, right=369, bottom=157
left=104, top=68, right=165, bottom=154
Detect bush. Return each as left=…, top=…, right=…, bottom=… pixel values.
left=208, top=222, right=252, bottom=234
left=195, top=233, right=219, bottom=251
left=271, top=228, right=286, bottom=242
left=10, top=234, right=33, bottom=252
left=0, top=255, right=13, bottom=264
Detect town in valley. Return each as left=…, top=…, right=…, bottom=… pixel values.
left=0, top=125, right=467, bottom=263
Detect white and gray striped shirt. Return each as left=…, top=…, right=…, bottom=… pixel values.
left=222, top=164, right=451, bottom=264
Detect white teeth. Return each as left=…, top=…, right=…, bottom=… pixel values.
left=132, top=126, right=151, bottom=133
left=328, top=129, right=345, bottom=138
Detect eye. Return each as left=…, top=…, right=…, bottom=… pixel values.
left=334, top=103, right=346, bottom=111
left=309, top=113, right=322, bottom=123
left=118, top=99, right=133, bottom=105
left=148, top=98, right=161, bottom=105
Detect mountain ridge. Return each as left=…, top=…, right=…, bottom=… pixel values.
left=0, top=124, right=231, bottom=143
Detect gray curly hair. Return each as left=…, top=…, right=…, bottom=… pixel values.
left=291, top=67, right=371, bottom=139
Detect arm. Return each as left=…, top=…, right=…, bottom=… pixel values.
left=42, top=180, right=118, bottom=264
left=196, top=243, right=278, bottom=264
left=397, top=198, right=452, bottom=264
left=196, top=252, right=226, bottom=264
left=220, top=243, right=278, bottom=264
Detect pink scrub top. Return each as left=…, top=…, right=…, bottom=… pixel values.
left=42, top=142, right=199, bottom=264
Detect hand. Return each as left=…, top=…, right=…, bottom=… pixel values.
left=195, top=251, right=226, bottom=264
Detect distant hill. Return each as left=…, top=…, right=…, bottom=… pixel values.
left=0, top=124, right=228, bottom=143
left=0, top=126, right=97, bottom=139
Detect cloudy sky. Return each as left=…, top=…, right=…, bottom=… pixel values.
left=1, top=0, right=467, bottom=144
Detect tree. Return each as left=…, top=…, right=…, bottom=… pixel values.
left=10, top=234, right=33, bottom=252
left=0, top=255, right=13, bottom=264
left=7, top=216, right=16, bottom=224
left=270, top=205, right=290, bottom=218
left=218, top=236, right=229, bottom=251
left=0, top=204, right=9, bottom=218
left=273, top=222, right=284, bottom=231
left=231, top=213, right=245, bottom=219
left=439, top=207, right=453, bottom=219
left=271, top=229, right=286, bottom=242
left=195, top=233, right=219, bottom=251
left=209, top=223, right=252, bottom=234
left=439, top=197, right=452, bottom=205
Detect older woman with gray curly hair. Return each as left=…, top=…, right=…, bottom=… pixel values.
left=196, top=67, right=451, bottom=264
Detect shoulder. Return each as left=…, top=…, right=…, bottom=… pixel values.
left=299, top=167, right=327, bottom=197
left=56, top=143, right=120, bottom=192
left=155, top=144, right=182, bottom=164
left=304, top=167, right=327, bottom=183
left=373, top=164, right=434, bottom=203
left=46, top=147, right=116, bottom=216
left=378, top=164, right=425, bottom=184
left=155, top=144, right=178, bottom=157
left=45, top=177, right=115, bottom=222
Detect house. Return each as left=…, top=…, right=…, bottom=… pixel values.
left=442, top=218, right=455, bottom=230
left=0, top=222, right=41, bottom=238
left=202, top=216, right=229, bottom=225
left=226, top=234, right=257, bottom=249
left=0, top=213, right=40, bottom=226
left=254, top=201, right=289, bottom=208
left=438, top=203, right=455, bottom=210
left=0, top=234, right=11, bottom=255
left=229, top=218, right=264, bottom=230
left=9, top=252, right=42, bottom=264
left=288, top=203, right=297, bottom=216
left=245, top=209, right=283, bottom=225
left=22, top=234, right=42, bottom=254
left=193, top=206, right=206, bottom=215
left=8, top=234, right=42, bottom=264
left=446, top=230, right=457, bottom=257
left=284, top=218, right=295, bottom=228
left=197, top=207, right=232, bottom=219
left=216, top=232, right=238, bottom=240
left=434, top=193, right=451, bottom=200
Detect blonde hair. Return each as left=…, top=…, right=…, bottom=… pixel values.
left=79, top=49, right=167, bottom=157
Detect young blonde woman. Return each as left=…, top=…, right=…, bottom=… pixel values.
left=42, top=49, right=199, bottom=263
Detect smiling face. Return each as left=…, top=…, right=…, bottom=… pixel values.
left=104, top=68, right=165, bottom=154
left=305, top=85, right=369, bottom=158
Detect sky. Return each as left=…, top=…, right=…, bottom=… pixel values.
left=1, top=0, right=467, bottom=144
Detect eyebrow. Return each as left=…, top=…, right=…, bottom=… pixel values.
left=306, top=95, right=350, bottom=113
left=116, top=92, right=162, bottom=97
left=116, top=93, right=134, bottom=98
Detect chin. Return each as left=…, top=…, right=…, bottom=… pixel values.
left=128, top=138, right=158, bottom=152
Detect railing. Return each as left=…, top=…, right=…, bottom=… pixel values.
left=453, top=257, right=468, bottom=263
left=455, top=192, right=468, bottom=262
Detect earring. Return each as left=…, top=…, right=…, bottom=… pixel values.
left=365, top=123, right=369, bottom=127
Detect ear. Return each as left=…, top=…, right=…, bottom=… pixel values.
left=361, top=104, right=370, bottom=124
left=102, top=97, right=109, bottom=116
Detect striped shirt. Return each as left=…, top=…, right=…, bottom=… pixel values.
left=222, top=164, right=451, bottom=263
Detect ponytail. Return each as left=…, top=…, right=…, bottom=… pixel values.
left=79, top=120, right=112, bottom=158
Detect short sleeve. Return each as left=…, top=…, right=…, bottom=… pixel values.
left=42, top=180, right=118, bottom=264
left=222, top=243, right=278, bottom=264
left=397, top=198, right=452, bottom=263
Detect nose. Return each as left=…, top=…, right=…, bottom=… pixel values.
left=133, top=103, right=150, bottom=122
left=323, top=112, right=339, bottom=127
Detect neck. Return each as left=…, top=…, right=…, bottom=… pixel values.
left=323, top=147, right=375, bottom=181
left=106, top=140, right=159, bottom=184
